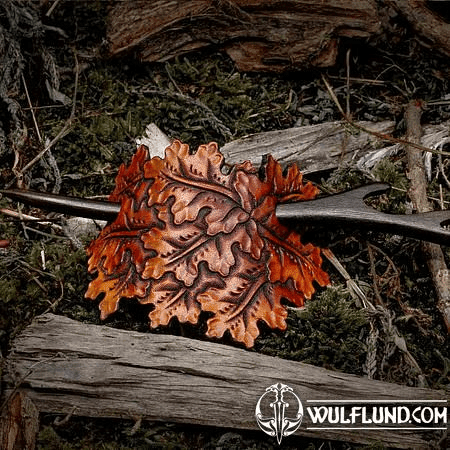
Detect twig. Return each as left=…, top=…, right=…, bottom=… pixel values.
left=8, top=52, right=80, bottom=187
left=47, top=147, right=62, bottom=194
left=328, top=75, right=387, bottom=86
left=345, top=49, right=351, bottom=118
left=22, top=74, right=42, bottom=143
left=46, top=0, right=62, bottom=17
left=321, top=248, right=370, bottom=308
left=321, top=75, right=450, bottom=157
left=367, top=243, right=384, bottom=307
left=22, top=74, right=62, bottom=193
left=165, top=63, right=183, bottom=95
left=427, top=99, right=450, bottom=106
left=437, top=140, right=450, bottom=189
left=17, top=205, right=29, bottom=240
left=390, top=185, right=449, bottom=205
left=44, top=280, right=64, bottom=314
left=404, top=100, right=450, bottom=332
left=0, top=208, right=64, bottom=233
left=16, top=258, right=58, bottom=279
left=53, top=406, right=77, bottom=426
left=11, top=138, right=23, bottom=188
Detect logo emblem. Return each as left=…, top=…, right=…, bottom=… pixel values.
left=255, top=383, right=303, bottom=444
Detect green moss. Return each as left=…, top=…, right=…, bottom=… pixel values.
left=257, top=287, right=368, bottom=375
left=0, top=230, right=91, bottom=352
left=372, top=158, right=408, bottom=190
left=322, top=164, right=371, bottom=193
left=30, top=51, right=305, bottom=198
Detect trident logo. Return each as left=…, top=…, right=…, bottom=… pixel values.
left=255, top=383, right=303, bottom=444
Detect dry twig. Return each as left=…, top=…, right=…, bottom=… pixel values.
left=404, top=100, right=450, bottom=331
left=321, top=75, right=450, bottom=157
left=321, top=247, right=369, bottom=308
left=6, top=53, right=80, bottom=189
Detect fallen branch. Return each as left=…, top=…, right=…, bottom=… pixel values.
left=404, top=100, right=450, bottom=331
left=387, top=0, right=450, bottom=59
left=106, top=0, right=380, bottom=72
left=321, top=75, right=450, bottom=157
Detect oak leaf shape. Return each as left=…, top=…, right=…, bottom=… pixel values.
left=86, top=140, right=329, bottom=347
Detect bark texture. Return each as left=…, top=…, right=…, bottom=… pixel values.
left=106, top=0, right=450, bottom=72
left=0, top=392, right=39, bottom=450
left=387, top=0, right=450, bottom=58
left=107, top=0, right=380, bottom=72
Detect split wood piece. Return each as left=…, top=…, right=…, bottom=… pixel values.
left=222, top=120, right=396, bottom=172
left=0, top=391, right=39, bottom=450
left=221, top=119, right=450, bottom=173
left=106, top=0, right=380, bottom=72
left=404, top=101, right=450, bottom=331
left=387, top=0, right=450, bottom=59
left=3, top=314, right=447, bottom=448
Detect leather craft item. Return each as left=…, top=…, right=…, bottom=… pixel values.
left=85, top=140, right=330, bottom=347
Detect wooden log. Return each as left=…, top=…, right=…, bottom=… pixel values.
left=107, top=0, right=380, bottom=72
left=221, top=120, right=397, bottom=173
left=3, top=314, right=447, bottom=448
left=220, top=119, right=450, bottom=174
left=387, top=0, right=450, bottom=59
left=404, top=101, right=450, bottom=331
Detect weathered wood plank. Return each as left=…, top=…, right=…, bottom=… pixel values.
left=3, top=314, right=447, bottom=448
left=220, top=119, right=450, bottom=175
left=221, top=120, right=396, bottom=173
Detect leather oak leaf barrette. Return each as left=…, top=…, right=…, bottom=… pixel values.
left=3, top=142, right=449, bottom=342
left=85, top=140, right=330, bottom=347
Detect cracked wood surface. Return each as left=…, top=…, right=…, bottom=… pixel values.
left=3, top=314, right=447, bottom=448
left=221, top=120, right=396, bottom=173
left=107, top=0, right=380, bottom=72
left=220, top=119, right=450, bottom=174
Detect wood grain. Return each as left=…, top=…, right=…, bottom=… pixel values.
left=0, top=392, right=39, bottom=450
left=106, top=0, right=380, bottom=72
left=221, top=119, right=450, bottom=175
left=221, top=120, right=396, bottom=172
left=3, top=314, right=447, bottom=448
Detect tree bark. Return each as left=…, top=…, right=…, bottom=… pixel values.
left=107, top=0, right=380, bottom=72
left=0, top=392, right=39, bottom=450
left=387, top=0, right=450, bottom=58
